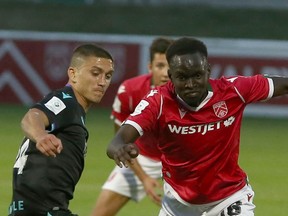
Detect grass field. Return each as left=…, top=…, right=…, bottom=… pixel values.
left=0, top=104, right=288, bottom=215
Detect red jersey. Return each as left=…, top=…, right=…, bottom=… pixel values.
left=111, top=73, right=162, bottom=161
left=125, top=75, right=273, bottom=204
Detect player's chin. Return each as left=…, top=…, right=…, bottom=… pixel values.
left=91, top=94, right=104, bottom=103
left=182, top=94, right=201, bottom=106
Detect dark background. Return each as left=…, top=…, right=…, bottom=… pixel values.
left=1, top=1, right=288, bottom=40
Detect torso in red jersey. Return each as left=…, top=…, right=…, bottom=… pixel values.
left=125, top=75, right=274, bottom=204
left=111, top=73, right=162, bottom=161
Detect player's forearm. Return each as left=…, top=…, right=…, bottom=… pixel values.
left=107, top=124, right=140, bottom=158
left=106, top=133, right=127, bottom=159
left=271, top=77, right=288, bottom=97
left=21, top=108, right=49, bottom=142
left=106, top=141, right=122, bottom=159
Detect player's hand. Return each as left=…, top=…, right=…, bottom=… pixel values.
left=112, top=143, right=139, bottom=168
left=143, top=176, right=162, bottom=206
left=35, top=134, right=63, bottom=157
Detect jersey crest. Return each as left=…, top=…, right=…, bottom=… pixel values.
left=45, top=96, right=66, bottom=115
left=213, top=101, right=228, bottom=118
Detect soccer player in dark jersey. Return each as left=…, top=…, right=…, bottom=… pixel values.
left=106, top=37, right=288, bottom=216
left=91, top=37, right=173, bottom=216
left=8, top=44, right=114, bottom=216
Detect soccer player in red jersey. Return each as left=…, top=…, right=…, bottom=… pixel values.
left=91, top=37, right=174, bottom=216
left=107, top=37, right=288, bottom=216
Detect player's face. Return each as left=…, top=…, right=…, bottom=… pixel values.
left=149, top=53, right=170, bottom=87
left=71, top=56, right=114, bottom=108
left=168, top=53, right=210, bottom=107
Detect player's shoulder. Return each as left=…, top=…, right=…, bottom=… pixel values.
left=215, top=75, right=265, bottom=83
left=210, top=75, right=268, bottom=94
left=40, top=86, right=77, bottom=109
left=51, top=86, right=75, bottom=101
left=31, top=86, right=73, bottom=118
left=120, top=74, right=152, bottom=94
left=144, top=81, right=173, bottom=99
left=210, top=76, right=242, bottom=89
left=211, top=76, right=237, bottom=84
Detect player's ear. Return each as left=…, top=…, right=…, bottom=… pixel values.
left=68, top=67, right=77, bottom=83
left=147, top=63, right=152, bottom=74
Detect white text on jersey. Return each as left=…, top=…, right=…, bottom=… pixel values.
left=168, top=116, right=235, bottom=135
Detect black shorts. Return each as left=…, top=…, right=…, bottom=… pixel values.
left=47, top=209, right=78, bottom=216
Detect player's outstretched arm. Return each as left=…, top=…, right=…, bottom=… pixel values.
left=21, top=108, right=62, bottom=157
left=107, top=124, right=140, bottom=168
left=271, top=77, right=288, bottom=97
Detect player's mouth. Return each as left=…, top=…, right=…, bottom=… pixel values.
left=93, top=89, right=104, bottom=95
left=184, top=91, right=199, bottom=98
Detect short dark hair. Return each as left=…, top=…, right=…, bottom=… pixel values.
left=166, top=37, right=208, bottom=64
left=149, top=37, right=174, bottom=62
left=71, top=44, right=113, bottom=67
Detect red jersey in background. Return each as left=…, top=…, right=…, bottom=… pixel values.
left=111, top=73, right=161, bottom=161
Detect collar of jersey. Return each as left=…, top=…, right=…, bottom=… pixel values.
left=177, top=91, right=213, bottom=112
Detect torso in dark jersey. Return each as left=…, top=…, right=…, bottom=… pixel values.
left=9, top=86, right=88, bottom=216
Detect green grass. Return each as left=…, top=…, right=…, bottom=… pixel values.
left=1, top=105, right=288, bottom=215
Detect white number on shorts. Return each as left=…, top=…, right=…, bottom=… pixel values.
left=221, top=201, right=242, bottom=216
left=14, top=139, right=29, bottom=174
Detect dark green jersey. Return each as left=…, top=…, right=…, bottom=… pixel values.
left=9, top=86, right=88, bottom=216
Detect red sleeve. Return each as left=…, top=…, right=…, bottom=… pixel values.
left=125, top=88, right=162, bottom=136
left=111, top=82, right=133, bottom=125
left=226, top=75, right=273, bottom=103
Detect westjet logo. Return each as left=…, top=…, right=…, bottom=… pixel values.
left=168, top=116, right=235, bottom=135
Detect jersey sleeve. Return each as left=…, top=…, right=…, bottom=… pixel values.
left=111, top=82, right=133, bottom=126
left=227, top=74, right=273, bottom=103
left=125, top=89, right=162, bottom=136
left=32, top=91, right=79, bottom=131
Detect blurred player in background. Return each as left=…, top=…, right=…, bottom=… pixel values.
left=106, top=37, right=288, bottom=216
left=8, top=44, right=114, bottom=216
left=90, top=37, right=174, bottom=216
